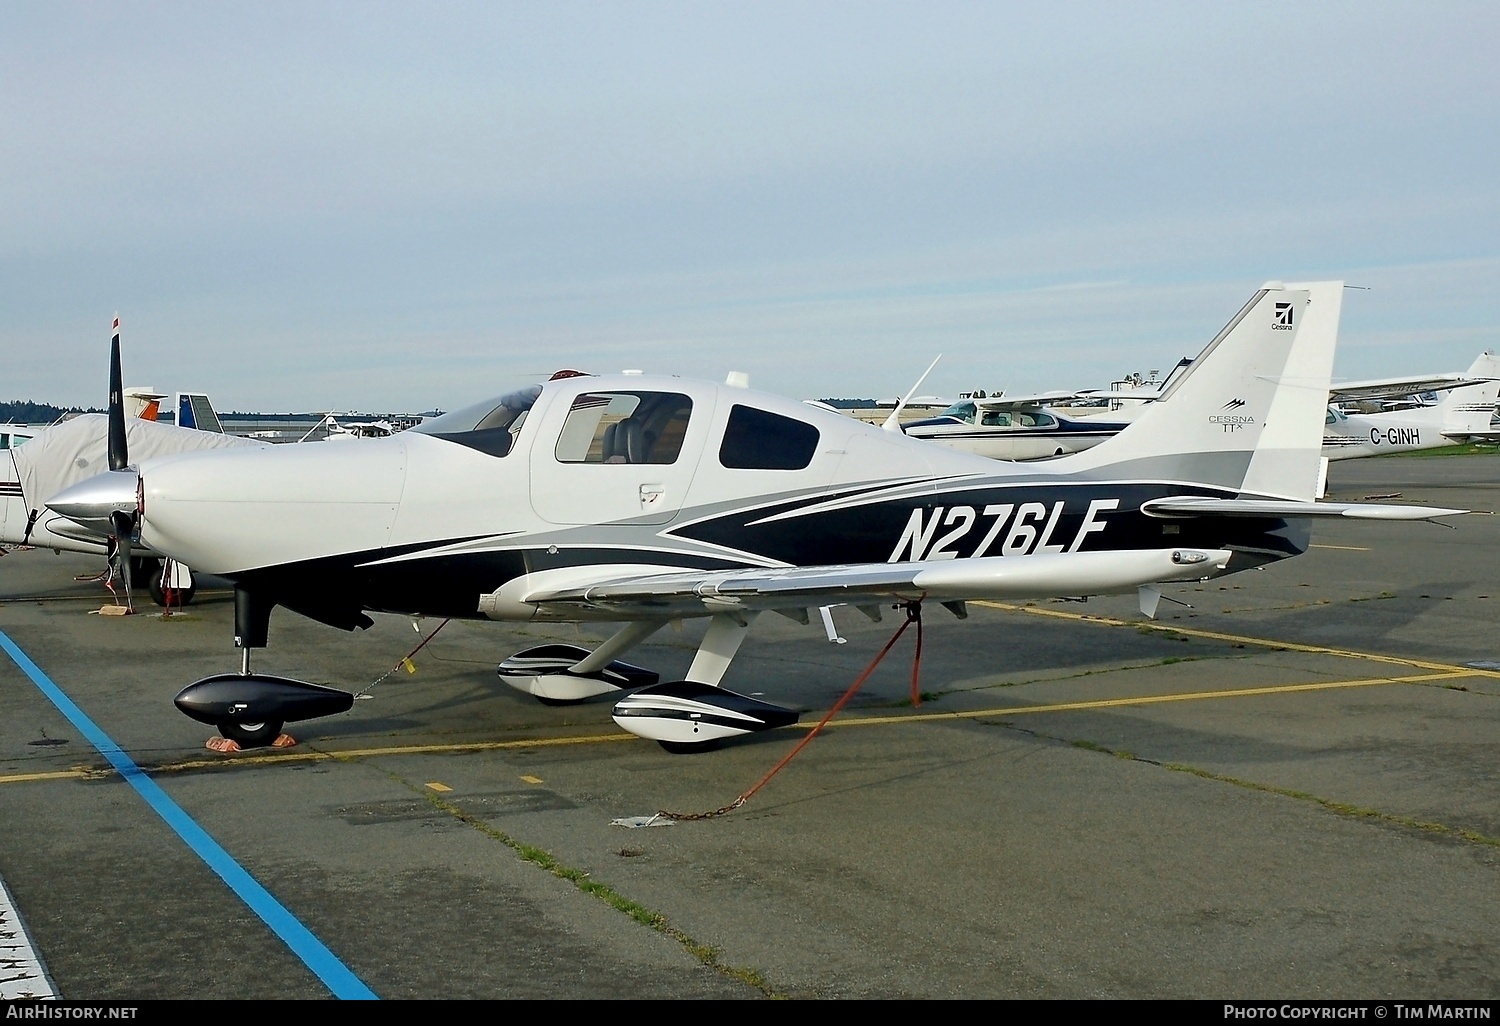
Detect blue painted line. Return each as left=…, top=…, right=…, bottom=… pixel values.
left=0, top=629, right=377, bottom=1000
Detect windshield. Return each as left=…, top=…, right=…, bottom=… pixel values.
left=413, top=384, right=543, bottom=457
left=936, top=401, right=978, bottom=424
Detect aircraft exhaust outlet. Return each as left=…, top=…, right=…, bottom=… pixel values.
left=174, top=674, right=355, bottom=730
left=612, top=681, right=800, bottom=751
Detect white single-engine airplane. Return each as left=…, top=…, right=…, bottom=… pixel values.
left=48, top=282, right=1468, bottom=751
left=901, top=393, right=1148, bottom=461
left=1321, top=351, right=1500, bottom=459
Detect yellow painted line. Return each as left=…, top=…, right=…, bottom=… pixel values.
left=1, top=667, right=1476, bottom=787
left=2, top=608, right=1486, bottom=788
left=973, top=600, right=1500, bottom=678
left=1310, top=544, right=1370, bottom=551
left=153, top=732, right=638, bottom=773
left=0, top=732, right=639, bottom=786
left=425, top=782, right=452, bottom=793
left=812, top=670, right=1473, bottom=729
left=0, top=768, right=99, bottom=784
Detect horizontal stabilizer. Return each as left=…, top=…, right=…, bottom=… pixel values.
left=1141, top=496, right=1468, bottom=521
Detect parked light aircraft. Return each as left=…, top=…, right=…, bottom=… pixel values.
left=1, top=321, right=264, bottom=604
left=897, top=357, right=1197, bottom=461
left=1321, top=352, right=1500, bottom=460
left=899, top=358, right=1200, bottom=461
left=902, top=396, right=1139, bottom=460
left=912, top=347, right=1500, bottom=465
left=47, top=281, right=1468, bottom=751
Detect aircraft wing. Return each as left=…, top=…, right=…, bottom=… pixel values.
left=501, top=547, right=1233, bottom=618
left=971, top=388, right=1163, bottom=410
left=1142, top=497, right=1469, bottom=521
left=1328, top=374, right=1491, bottom=403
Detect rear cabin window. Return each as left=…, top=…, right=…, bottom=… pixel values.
left=718, top=404, right=820, bottom=470
left=555, top=391, right=692, bottom=464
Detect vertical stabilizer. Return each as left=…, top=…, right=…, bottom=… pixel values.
left=176, top=393, right=225, bottom=433
left=1062, top=282, right=1342, bottom=499
left=1436, top=351, right=1500, bottom=436
left=1239, top=280, right=1344, bottom=500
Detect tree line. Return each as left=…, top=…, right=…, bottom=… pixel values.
left=0, top=400, right=102, bottom=425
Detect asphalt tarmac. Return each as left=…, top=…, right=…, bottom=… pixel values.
left=1, top=454, right=1498, bottom=1000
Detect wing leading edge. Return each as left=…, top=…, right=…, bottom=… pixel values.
left=495, top=547, right=1234, bottom=618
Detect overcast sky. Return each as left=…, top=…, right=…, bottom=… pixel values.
left=3, top=2, right=1496, bottom=414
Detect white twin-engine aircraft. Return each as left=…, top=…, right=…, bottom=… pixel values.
left=48, top=281, right=1468, bottom=752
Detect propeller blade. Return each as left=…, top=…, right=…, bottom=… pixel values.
left=110, top=510, right=135, bottom=609
left=108, top=316, right=128, bottom=472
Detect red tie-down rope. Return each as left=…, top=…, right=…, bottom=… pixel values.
left=660, top=599, right=925, bottom=821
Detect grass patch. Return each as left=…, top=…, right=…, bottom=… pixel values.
left=1387, top=444, right=1500, bottom=458
left=1062, top=737, right=1500, bottom=847
left=377, top=770, right=781, bottom=996
left=1021, top=725, right=1500, bottom=848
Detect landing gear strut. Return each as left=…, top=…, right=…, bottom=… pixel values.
left=172, top=587, right=354, bottom=748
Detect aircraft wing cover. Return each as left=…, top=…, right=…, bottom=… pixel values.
left=508, top=547, right=1234, bottom=616
left=12, top=414, right=265, bottom=509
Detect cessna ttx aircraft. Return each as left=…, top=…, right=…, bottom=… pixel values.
left=48, top=281, right=1467, bottom=751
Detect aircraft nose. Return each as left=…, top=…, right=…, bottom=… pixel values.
left=45, top=468, right=141, bottom=538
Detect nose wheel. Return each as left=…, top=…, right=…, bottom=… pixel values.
left=217, top=718, right=285, bottom=748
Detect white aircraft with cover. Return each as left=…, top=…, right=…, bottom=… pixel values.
left=1, top=320, right=263, bottom=604
left=47, top=282, right=1467, bottom=751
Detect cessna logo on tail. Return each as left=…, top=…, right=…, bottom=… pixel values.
left=1273, top=302, right=1295, bottom=330
left=1210, top=397, right=1255, bottom=432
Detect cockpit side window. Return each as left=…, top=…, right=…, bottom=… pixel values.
left=415, top=384, right=542, bottom=457
left=719, top=404, right=820, bottom=470
left=555, top=391, right=693, bottom=464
